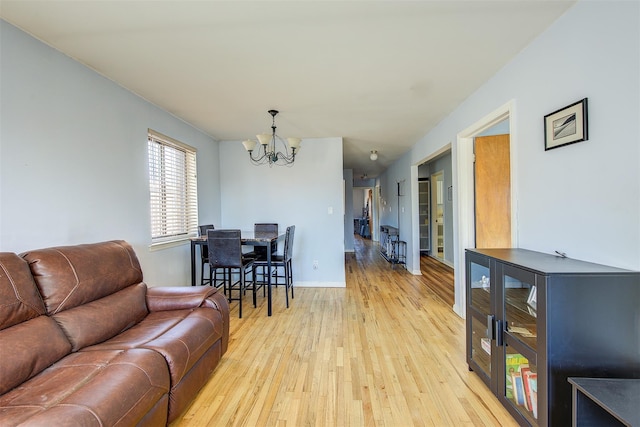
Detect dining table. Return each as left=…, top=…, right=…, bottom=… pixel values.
left=190, top=230, right=285, bottom=316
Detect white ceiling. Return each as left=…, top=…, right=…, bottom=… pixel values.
left=0, top=0, right=575, bottom=177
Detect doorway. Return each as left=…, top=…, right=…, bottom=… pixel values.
left=353, top=187, right=375, bottom=239
left=474, top=134, right=511, bottom=248
left=453, top=101, right=516, bottom=317
left=415, top=148, right=453, bottom=270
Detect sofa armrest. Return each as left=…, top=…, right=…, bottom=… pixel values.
left=146, top=286, right=219, bottom=311
left=146, top=286, right=230, bottom=354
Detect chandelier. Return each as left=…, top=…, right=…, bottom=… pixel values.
left=242, top=110, right=301, bottom=166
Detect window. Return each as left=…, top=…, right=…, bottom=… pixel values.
left=147, top=130, right=198, bottom=246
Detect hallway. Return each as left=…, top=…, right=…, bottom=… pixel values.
left=353, top=234, right=455, bottom=308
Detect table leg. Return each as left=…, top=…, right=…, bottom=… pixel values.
left=191, top=240, right=196, bottom=286
left=267, top=241, right=272, bottom=316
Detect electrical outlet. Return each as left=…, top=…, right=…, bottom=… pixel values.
left=313, top=260, right=319, bottom=270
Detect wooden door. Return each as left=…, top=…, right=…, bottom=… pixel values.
left=474, top=134, right=511, bottom=248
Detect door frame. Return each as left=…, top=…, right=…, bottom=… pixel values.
left=411, top=145, right=451, bottom=276
left=453, top=100, right=518, bottom=318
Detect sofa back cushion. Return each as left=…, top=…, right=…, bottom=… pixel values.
left=21, top=240, right=149, bottom=350
left=22, top=240, right=144, bottom=314
left=0, top=316, right=72, bottom=395
left=0, top=252, right=46, bottom=329
left=0, top=252, right=72, bottom=395
left=53, top=283, right=149, bottom=351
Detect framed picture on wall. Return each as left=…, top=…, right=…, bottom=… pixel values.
left=544, top=98, right=588, bottom=150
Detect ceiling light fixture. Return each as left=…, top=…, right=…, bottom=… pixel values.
left=242, top=110, right=301, bottom=166
left=370, top=150, right=378, bottom=161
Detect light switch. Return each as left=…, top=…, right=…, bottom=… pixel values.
left=328, top=207, right=333, bottom=215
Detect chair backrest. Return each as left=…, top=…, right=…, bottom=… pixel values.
left=207, top=229, right=243, bottom=268
left=254, top=223, right=278, bottom=235
left=255, top=223, right=278, bottom=254
left=199, top=224, right=215, bottom=236
left=198, top=225, right=215, bottom=261
left=284, top=225, right=295, bottom=261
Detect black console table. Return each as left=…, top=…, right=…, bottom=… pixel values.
left=568, top=378, right=640, bottom=426
left=379, top=225, right=405, bottom=267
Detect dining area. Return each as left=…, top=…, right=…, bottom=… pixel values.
left=190, top=223, right=296, bottom=318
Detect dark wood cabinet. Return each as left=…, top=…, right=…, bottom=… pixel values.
left=465, top=248, right=640, bottom=427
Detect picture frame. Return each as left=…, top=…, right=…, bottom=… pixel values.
left=544, top=98, right=588, bottom=150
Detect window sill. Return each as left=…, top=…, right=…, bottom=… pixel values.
left=148, top=237, right=192, bottom=252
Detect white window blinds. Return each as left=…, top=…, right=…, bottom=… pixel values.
left=147, top=130, right=198, bottom=244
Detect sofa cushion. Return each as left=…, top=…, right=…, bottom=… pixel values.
left=84, top=307, right=223, bottom=387
left=21, top=240, right=143, bottom=314
left=52, top=283, right=149, bottom=351
left=0, top=252, right=72, bottom=395
left=0, top=252, right=46, bottom=330
left=0, top=349, right=170, bottom=427
left=0, top=316, right=72, bottom=396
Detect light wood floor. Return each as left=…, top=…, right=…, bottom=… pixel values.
left=418, top=254, right=455, bottom=308
left=172, top=236, right=517, bottom=426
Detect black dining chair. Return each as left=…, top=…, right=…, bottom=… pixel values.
left=253, top=223, right=278, bottom=259
left=248, top=223, right=279, bottom=286
left=253, top=225, right=295, bottom=308
left=207, top=229, right=255, bottom=318
left=198, top=224, right=215, bottom=286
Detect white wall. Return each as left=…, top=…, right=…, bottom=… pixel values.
left=218, top=137, right=346, bottom=287
left=379, top=0, right=640, bottom=315
left=353, top=188, right=365, bottom=218
left=0, top=20, right=221, bottom=287
left=344, top=169, right=354, bottom=253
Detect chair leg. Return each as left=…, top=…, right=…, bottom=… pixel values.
left=288, top=260, right=294, bottom=299
left=238, top=268, right=243, bottom=319
left=251, top=266, right=258, bottom=308
left=284, top=263, right=289, bottom=308
left=224, top=268, right=231, bottom=297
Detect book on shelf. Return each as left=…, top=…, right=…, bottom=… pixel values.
left=520, top=367, right=531, bottom=411
left=524, top=371, right=538, bottom=419
left=511, top=372, right=526, bottom=406
left=505, top=354, right=528, bottom=399
left=508, top=325, right=536, bottom=338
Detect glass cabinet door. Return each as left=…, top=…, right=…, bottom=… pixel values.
left=466, top=253, right=494, bottom=386
left=468, top=257, right=491, bottom=315
left=501, top=265, right=538, bottom=352
left=470, top=315, right=492, bottom=377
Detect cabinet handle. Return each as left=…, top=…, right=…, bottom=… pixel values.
left=487, top=315, right=495, bottom=341
left=495, top=319, right=504, bottom=347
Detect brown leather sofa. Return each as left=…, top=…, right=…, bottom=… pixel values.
left=0, top=240, right=229, bottom=426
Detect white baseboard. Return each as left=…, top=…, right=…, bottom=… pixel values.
left=453, top=303, right=464, bottom=319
